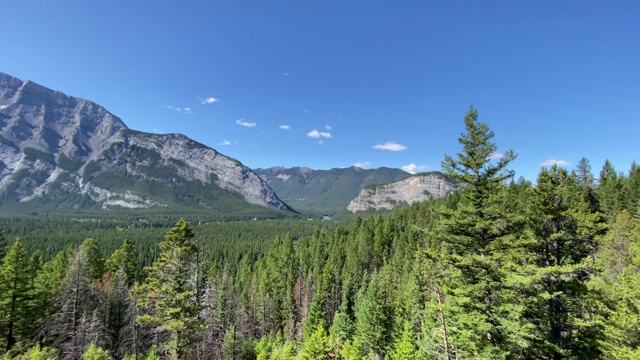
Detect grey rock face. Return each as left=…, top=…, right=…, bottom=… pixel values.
left=254, top=166, right=411, bottom=214
left=0, top=72, right=293, bottom=212
left=346, top=172, right=461, bottom=212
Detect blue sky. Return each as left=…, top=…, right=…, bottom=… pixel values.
left=1, top=1, right=638, bottom=181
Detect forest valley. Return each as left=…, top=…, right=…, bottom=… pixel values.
left=1, top=107, right=639, bottom=360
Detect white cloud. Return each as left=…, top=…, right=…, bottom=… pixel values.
left=489, top=152, right=504, bottom=160
left=354, top=161, right=371, bottom=169
left=164, top=105, right=193, bottom=114
left=539, top=159, right=571, bottom=167
left=282, top=72, right=289, bottom=76
left=307, top=129, right=332, bottom=139
left=402, top=163, right=429, bottom=174
left=373, top=141, right=407, bottom=152
left=325, top=124, right=332, bottom=130
left=236, top=119, right=257, bottom=128
left=279, top=125, right=291, bottom=130
left=199, top=97, right=218, bottom=105
left=218, top=140, right=231, bottom=146
left=304, top=109, right=310, bottom=114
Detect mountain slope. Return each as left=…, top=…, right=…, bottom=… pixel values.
left=0, top=72, right=293, bottom=214
left=346, top=171, right=462, bottom=212
left=254, top=166, right=411, bottom=214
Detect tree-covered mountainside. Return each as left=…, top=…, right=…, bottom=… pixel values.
left=1, top=107, right=639, bottom=359
left=0, top=72, right=293, bottom=215
left=254, top=166, right=411, bottom=214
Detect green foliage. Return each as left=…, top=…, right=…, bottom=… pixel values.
left=0, top=238, right=34, bottom=352
left=81, top=343, right=110, bottom=360
left=298, top=324, right=331, bottom=360
left=0, top=231, right=6, bottom=259
left=354, top=270, right=393, bottom=358
left=11, top=343, right=58, bottom=360
left=388, top=322, right=418, bottom=360
left=598, top=160, right=626, bottom=220
left=329, top=301, right=353, bottom=345
left=592, top=210, right=640, bottom=359
left=56, top=153, right=82, bottom=172
left=435, top=106, right=525, bottom=358
left=133, top=219, right=202, bottom=360
left=79, top=238, right=105, bottom=281
left=22, top=148, right=54, bottom=164
left=523, top=165, right=604, bottom=358
left=105, top=239, right=138, bottom=285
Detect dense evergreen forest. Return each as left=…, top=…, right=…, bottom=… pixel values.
left=1, top=107, right=639, bottom=359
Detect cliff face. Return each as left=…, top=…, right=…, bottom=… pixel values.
left=255, top=166, right=411, bottom=214
left=346, top=172, right=461, bottom=212
left=0, top=72, right=293, bottom=212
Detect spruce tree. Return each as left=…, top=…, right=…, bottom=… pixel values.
left=435, top=106, right=525, bottom=358
left=354, top=271, right=393, bottom=359
left=105, top=239, right=138, bottom=286
left=79, top=238, right=105, bottom=282
left=598, top=160, right=625, bottom=220
left=0, top=231, right=7, bottom=260
left=592, top=210, right=640, bottom=358
left=133, top=218, right=202, bottom=360
left=0, top=238, right=34, bottom=352
left=388, top=321, right=418, bottom=360
left=524, top=165, right=604, bottom=359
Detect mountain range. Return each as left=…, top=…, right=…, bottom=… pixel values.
left=0, top=72, right=292, bottom=215
left=0, top=72, right=459, bottom=216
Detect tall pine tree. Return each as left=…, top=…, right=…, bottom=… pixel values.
left=0, top=238, right=34, bottom=352
left=435, top=106, right=526, bottom=358
left=524, top=165, right=604, bottom=359
left=133, top=219, right=202, bottom=360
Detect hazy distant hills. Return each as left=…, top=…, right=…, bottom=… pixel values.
left=254, top=166, right=412, bottom=214
left=0, top=72, right=294, bottom=215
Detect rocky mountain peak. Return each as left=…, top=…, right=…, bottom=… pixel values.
left=0, top=72, right=293, bottom=214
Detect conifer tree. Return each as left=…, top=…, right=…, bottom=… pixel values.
left=389, top=321, right=418, bottom=360
left=103, top=267, right=135, bottom=356
left=625, top=163, right=640, bottom=215
left=598, top=160, right=625, bottom=220
left=304, top=289, right=326, bottom=342
left=79, top=238, right=105, bottom=282
left=55, top=247, right=103, bottom=359
left=0, top=238, right=34, bottom=352
left=133, top=218, right=202, bottom=360
left=0, top=231, right=7, bottom=260
left=354, top=271, right=393, bottom=360
left=298, top=323, right=331, bottom=360
left=576, top=157, right=596, bottom=188
left=32, top=249, right=70, bottom=347
left=329, top=300, right=353, bottom=345
left=575, top=157, right=600, bottom=212
left=524, top=165, right=604, bottom=358
left=435, top=106, right=525, bottom=358
left=592, top=210, right=640, bottom=358
left=105, top=239, right=138, bottom=286
left=82, top=343, right=110, bottom=360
